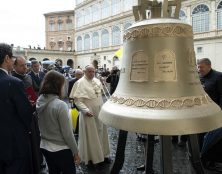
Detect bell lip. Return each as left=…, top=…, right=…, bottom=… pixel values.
left=127, top=18, right=190, bottom=30
left=99, top=101, right=222, bottom=135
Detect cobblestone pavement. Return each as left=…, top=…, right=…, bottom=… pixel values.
left=74, top=127, right=221, bottom=174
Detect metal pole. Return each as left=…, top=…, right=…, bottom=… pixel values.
left=160, top=136, right=173, bottom=174
left=188, top=134, right=205, bottom=174
left=110, top=130, right=128, bottom=174
left=145, top=135, right=155, bottom=174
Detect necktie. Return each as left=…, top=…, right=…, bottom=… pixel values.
left=36, top=74, right=40, bottom=85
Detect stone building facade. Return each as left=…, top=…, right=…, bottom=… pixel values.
left=44, top=10, right=75, bottom=52
left=74, top=0, right=222, bottom=71
left=74, top=0, right=137, bottom=69
left=181, top=0, right=222, bottom=71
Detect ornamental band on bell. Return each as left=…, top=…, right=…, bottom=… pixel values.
left=110, top=94, right=213, bottom=109
left=123, top=23, right=193, bottom=42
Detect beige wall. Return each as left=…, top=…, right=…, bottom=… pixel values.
left=44, top=10, right=75, bottom=51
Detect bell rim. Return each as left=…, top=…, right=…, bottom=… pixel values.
left=99, top=101, right=222, bottom=135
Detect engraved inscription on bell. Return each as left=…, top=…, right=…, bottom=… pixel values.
left=154, top=49, right=177, bottom=82
left=130, top=51, right=149, bottom=82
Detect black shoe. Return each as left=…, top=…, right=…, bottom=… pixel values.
left=95, top=162, right=107, bottom=171
left=104, top=157, right=112, bottom=164
left=137, top=164, right=145, bottom=171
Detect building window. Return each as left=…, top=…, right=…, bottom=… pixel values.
left=66, top=16, right=72, bottom=22
left=84, top=8, right=91, bottom=25
left=58, top=40, right=64, bottom=51
left=76, top=11, right=84, bottom=28
left=179, top=10, right=187, bottom=23
left=192, top=4, right=209, bottom=33
left=92, top=4, right=100, bottom=22
left=58, top=23, right=63, bottom=31
left=76, top=12, right=81, bottom=27
left=197, top=47, right=203, bottom=54
left=49, top=41, right=56, bottom=49
left=49, top=17, right=55, bottom=24
left=92, top=32, right=99, bottom=49
left=49, top=23, right=55, bottom=31
left=66, top=16, right=73, bottom=30
left=112, top=0, right=121, bottom=16
left=217, top=1, right=222, bottom=30
left=101, top=0, right=110, bottom=19
left=124, top=22, right=132, bottom=31
left=101, top=29, right=109, bottom=47
left=123, top=0, right=133, bottom=11
left=112, top=26, right=121, bottom=46
left=84, top=34, right=90, bottom=50
left=77, top=36, right=82, bottom=51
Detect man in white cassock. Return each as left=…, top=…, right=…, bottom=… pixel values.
left=70, top=65, right=110, bottom=165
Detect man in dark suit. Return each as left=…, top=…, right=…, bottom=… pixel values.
left=197, top=58, right=222, bottom=171
left=106, top=66, right=120, bottom=95
left=197, top=58, right=222, bottom=109
left=28, top=60, right=45, bottom=94
left=12, top=56, right=32, bottom=88
left=0, top=43, right=33, bottom=174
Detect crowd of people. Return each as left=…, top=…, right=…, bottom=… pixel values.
left=1, top=41, right=222, bottom=174
left=0, top=43, right=121, bottom=174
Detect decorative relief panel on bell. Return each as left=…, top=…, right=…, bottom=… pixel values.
left=123, top=24, right=193, bottom=42
left=130, top=51, right=149, bottom=82
left=110, top=94, right=213, bottom=109
left=154, top=49, right=177, bottom=82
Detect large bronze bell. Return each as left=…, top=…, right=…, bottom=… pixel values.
left=99, top=0, right=222, bottom=135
